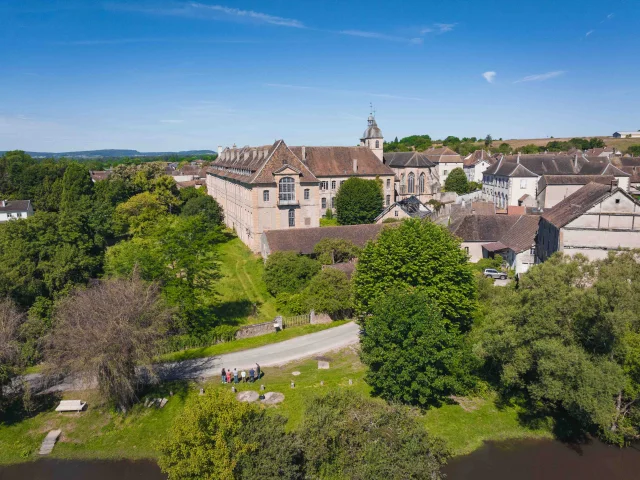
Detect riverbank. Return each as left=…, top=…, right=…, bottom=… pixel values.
left=0, top=348, right=553, bottom=466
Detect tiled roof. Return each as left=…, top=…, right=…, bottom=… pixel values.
left=90, top=170, right=111, bottom=182
left=578, top=162, right=630, bottom=177
left=540, top=183, right=614, bottom=228
left=497, top=215, right=540, bottom=253
left=424, top=146, right=463, bottom=163
left=289, top=146, right=394, bottom=177
left=538, top=175, right=616, bottom=191
left=384, top=152, right=437, bottom=168
left=374, top=195, right=432, bottom=222
left=463, top=150, right=495, bottom=167
left=263, top=224, right=389, bottom=255
left=485, top=154, right=583, bottom=177
left=448, top=214, right=520, bottom=242
left=0, top=199, right=31, bottom=213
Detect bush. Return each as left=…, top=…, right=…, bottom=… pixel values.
left=263, top=252, right=321, bottom=297
left=181, top=195, right=224, bottom=226
left=444, top=168, right=469, bottom=194
left=313, top=238, right=360, bottom=265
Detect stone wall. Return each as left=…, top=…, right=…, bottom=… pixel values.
left=235, top=320, right=278, bottom=339
left=310, top=310, right=332, bottom=325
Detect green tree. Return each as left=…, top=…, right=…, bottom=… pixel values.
left=627, top=145, right=640, bottom=156
left=179, top=186, right=206, bottom=202
left=300, top=390, right=449, bottom=480
left=588, top=137, right=606, bottom=149
left=444, top=167, right=469, bottom=194
left=304, top=269, right=352, bottom=318
left=484, top=134, right=493, bottom=147
left=361, top=289, right=473, bottom=406
left=335, top=177, right=383, bottom=225
left=313, top=238, right=360, bottom=265
left=497, top=142, right=511, bottom=154
left=158, top=389, right=304, bottom=480
left=114, top=192, right=168, bottom=236
left=518, top=144, right=542, bottom=154
left=263, top=251, right=320, bottom=297
left=181, top=195, right=224, bottom=226
left=354, top=219, right=476, bottom=329
left=0, top=298, right=24, bottom=412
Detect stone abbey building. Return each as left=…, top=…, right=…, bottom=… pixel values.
left=206, top=115, right=452, bottom=253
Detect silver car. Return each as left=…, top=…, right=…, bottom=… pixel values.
left=483, top=268, right=507, bottom=280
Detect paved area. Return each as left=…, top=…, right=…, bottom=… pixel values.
left=157, top=321, right=360, bottom=381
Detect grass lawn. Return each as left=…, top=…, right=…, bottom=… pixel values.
left=0, top=348, right=552, bottom=465
left=157, top=320, right=349, bottom=362
left=214, top=236, right=277, bottom=325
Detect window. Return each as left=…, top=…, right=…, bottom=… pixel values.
left=615, top=198, right=620, bottom=204
left=419, top=173, right=425, bottom=193
left=407, top=173, right=415, bottom=194
left=400, top=174, right=405, bottom=193
left=320, top=181, right=328, bottom=190
left=304, top=188, right=310, bottom=200
left=520, top=179, right=527, bottom=188
left=394, top=210, right=399, bottom=217
left=278, top=177, right=295, bottom=202
left=386, top=179, right=390, bottom=188
left=331, top=180, right=336, bottom=190
left=263, top=190, right=269, bottom=202
left=16, top=212, right=22, bottom=218
left=321, top=198, right=327, bottom=209
left=464, top=246, right=469, bottom=255
left=288, top=209, right=295, bottom=227
left=443, top=170, right=448, bottom=176
left=340, top=180, right=345, bottom=187
left=331, top=197, right=335, bottom=208
left=386, top=195, right=390, bottom=206
left=375, top=140, right=380, bottom=149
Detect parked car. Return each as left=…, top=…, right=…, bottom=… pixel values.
left=483, top=268, right=507, bottom=280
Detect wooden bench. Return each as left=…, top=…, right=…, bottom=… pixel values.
left=55, top=400, right=86, bottom=412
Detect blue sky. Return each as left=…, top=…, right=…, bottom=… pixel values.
left=1, top=0, right=638, bottom=152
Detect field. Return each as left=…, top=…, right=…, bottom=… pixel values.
left=0, top=349, right=552, bottom=466
left=214, top=236, right=278, bottom=325
left=430, top=136, right=639, bottom=153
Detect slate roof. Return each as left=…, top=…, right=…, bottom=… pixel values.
left=0, top=200, right=31, bottom=213
left=289, top=146, right=394, bottom=177
left=374, top=195, right=432, bottom=222
left=497, top=215, right=540, bottom=253
left=578, top=162, right=630, bottom=177
left=384, top=151, right=437, bottom=168
left=463, top=150, right=495, bottom=167
left=538, top=175, right=616, bottom=191
left=361, top=115, right=383, bottom=139
left=424, top=146, right=463, bottom=163
left=540, top=183, right=615, bottom=228
left=448, top=215, right=520, bottom=242
left=484, top=154, right=583, bottom=177
left=263, top=224, right=388, bottom=255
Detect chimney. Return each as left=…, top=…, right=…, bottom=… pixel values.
left=217, top=145, right=223, bottom=157
left=301, top=146, right=306, bottom=162
left=573, top=153, right=578, bottom=170
left=517, top=153, right=520, bottom=164
left=353, top=158, right=358, bottom=173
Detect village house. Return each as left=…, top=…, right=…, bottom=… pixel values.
left=482, top=215, right=540, bottom=275
left=536, top=182, right=640, bottom=263
left=0, top=199, right=33, bottom=222
left=374, top=196, right=432, bottom=223
left=448, top=214, right=520, bottom=262
left=536, top=175, right=617, bottom=209
left=463, top=150, right=495, bottom=182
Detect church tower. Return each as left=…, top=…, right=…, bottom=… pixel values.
left=360, top=108, right=384, bottom=162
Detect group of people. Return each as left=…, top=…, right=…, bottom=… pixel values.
left=221, top=364, right=261, bottom=384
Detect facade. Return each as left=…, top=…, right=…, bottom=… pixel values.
left=536, top=175, right=616, bottom=209
left=463, top=150, right=495, bottom=182
left=359, top=115, right=384, bottom=161
left=613, top=131, right=640, bottom=138
left=536, top=182, right=640, bottom=263
left=482, top=154, right=630, bottom=209
left=428, top=147, right=464, bottom=186
left=207, top=140, right=320, bottom=252
left=383, top=152, right=440, bottom=201
left=0, top=200, right=33, bottom=222
left=482, top=215, right=540, bottom=275
left=374, top=196, right=432, bottom=223
left=448, top=214, right=520, bottom=262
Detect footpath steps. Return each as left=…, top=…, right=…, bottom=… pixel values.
left=39, top=429, right=62, bottom=455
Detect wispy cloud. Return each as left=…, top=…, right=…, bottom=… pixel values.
left=585, top=30, right=594, bottom=37
left=339, top=30, right=422, bottom=44
left=189, top=3, right=305, bottom=28
left=420, top=23, right=456, bottom=35
left=482, top=71, right=496, bottom=83
left=514, top=71, right=566, bottom=83
left=160, top=119, right=184, bottom=124
left=265, top=83, right=426, bottom=102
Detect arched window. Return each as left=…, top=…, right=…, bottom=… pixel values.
left=400, top=174, right=405, bottom=193
left=279, top=177, right=295, bottom=203
left=407, top=173, right=415, bottom=194
left=375, top=140, right=380, bottom=149
left=419, top=173, right=425, bottom=193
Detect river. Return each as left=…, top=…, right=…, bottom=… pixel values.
left=1, top=439, right=639, bottom=479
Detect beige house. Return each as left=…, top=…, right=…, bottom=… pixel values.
left=536, top=182, right=640, bottom=263
left=463, top=150, right=495, bottom=182
left=448, top=214, right=520, bottom=262
left=536, top=175, right=616, bottom=209
left=207, top=140, right=320, bottom=252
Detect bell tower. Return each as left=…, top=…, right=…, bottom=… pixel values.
left=359, top=105, right=384, bottom=162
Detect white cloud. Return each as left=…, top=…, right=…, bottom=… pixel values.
left=514, top=71, right=566, bottom=83
left=188, top=3, right=305, bottom=28
left=585, top=30, right=594, bottom=37
left=607, top=13, right=614, bottom=19
left=482, top=71, right=496, bottom=83
left=338, top=29, right=420, bottom=44
left=435, top=23, right=456, bottom=33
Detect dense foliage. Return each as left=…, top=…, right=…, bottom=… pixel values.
left=335, top=177, right=383, bottom=225
left=476, top=252, right=640, bottom=445
left=263, top=251, right=321, bottom=297
left=304, top=269, right=353, bottom=319
left=383, top=134, right=433, bottom=152
left=158, top=389, right=304, bottom=480
left=0, top=298, right=24, bottom=412
left=361, top=289, right=473, bottom=406
left=300, top=390, right=449, bottom=479
left=628, top=145, right=640, bottom=156
left=443, top=167, right=470, bottom=194
left=312, top=238, right=360, bottom=265
left=354, top=219, right=476, bottom=330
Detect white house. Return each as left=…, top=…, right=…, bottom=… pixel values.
left=463, top=150, right=495, bottom=183
left=613, top=131, right=640, bottom=139
left=482, top=215, right=540, bottom=276
left=0, top=200, right=33, bottom=222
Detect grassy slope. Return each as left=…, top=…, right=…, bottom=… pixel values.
left=0, top=349, right=551, bottom=465
left=214, top=236, right=278, bottom=326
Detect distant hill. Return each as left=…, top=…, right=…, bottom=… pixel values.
left=0, top=149, right=217, bottom=159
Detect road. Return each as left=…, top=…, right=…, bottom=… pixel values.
left=157, top=321, right=360, bottom=381
left=22, top=321, right=360, bottom=393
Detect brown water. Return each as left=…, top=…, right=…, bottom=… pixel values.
left=1, top=439, right=639, bottom=479
left=444, top=438, right=640, bottom=479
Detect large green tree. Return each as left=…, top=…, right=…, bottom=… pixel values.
left=304, top=269, right=353, bottom=318
left=361, top=289, right=474, bottom=406
left=335, top=177, right=383, bottom=225
left=263, top=251, right=320, bottom=297
left=354, top=219, right=476, bottom=329
left=312, top=238, right=360, bottom=265
left=444, top=167, right=469, bottom=194
left=181, top=195, right=224, bottom=226
left=300, top=390, right=449, bottom=480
